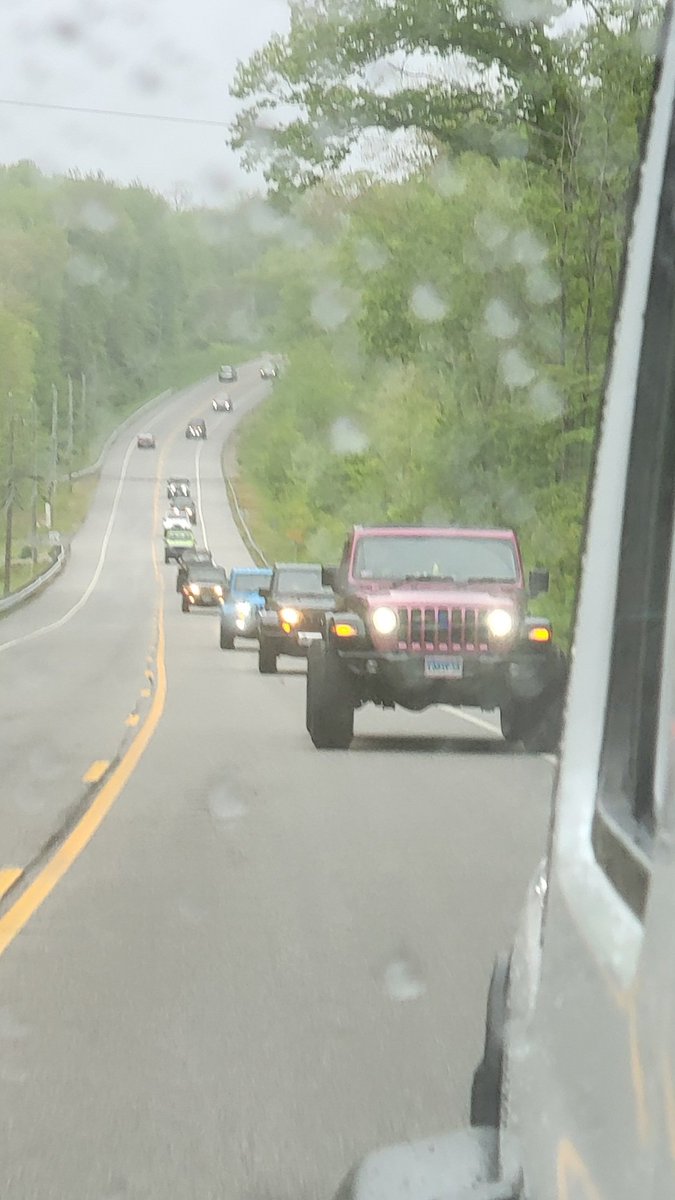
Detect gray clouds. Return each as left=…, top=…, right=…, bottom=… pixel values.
left=0, top=0, right=290, bottom=203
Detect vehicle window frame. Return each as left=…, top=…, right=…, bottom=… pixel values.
left=590, top=43, right=675, bottom=921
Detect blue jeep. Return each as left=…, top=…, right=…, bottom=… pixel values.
left=219, top=566, right=273, bottom=650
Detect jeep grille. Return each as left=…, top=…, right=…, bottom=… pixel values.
left=396, top=607, right=490, bottom=652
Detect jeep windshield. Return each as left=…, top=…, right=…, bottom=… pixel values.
left=233, top=572, right=270, bottom=593
left=276, top=567, right=323, bottom=593
left=353, top=535, right=519, bottom=584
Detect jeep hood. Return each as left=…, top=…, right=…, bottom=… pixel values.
left=359, top=583, right=523, bottom=609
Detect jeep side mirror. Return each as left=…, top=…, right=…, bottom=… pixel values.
left=322, top=565, right=337, bottom=589
left=529, top=568, right=550, bottom=598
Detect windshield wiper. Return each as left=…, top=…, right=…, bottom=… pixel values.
left=464, top=576, right=513, bottom=585
left=388, top=574, right=456, bottom=588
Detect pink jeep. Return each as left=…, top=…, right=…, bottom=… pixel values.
left=306, top=524, right=565, bottom=751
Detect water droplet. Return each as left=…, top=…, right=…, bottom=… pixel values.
left=311, top=285, right=351, bottom=331
left=410, top=283, right=447, bottom=323
left=500, top=348, right=536, bottom=388
left=383, top=959, right=427, bottom=1003
left=484, top=298, right=519, bottom=340
left=330, top=418, right=369, bottom=456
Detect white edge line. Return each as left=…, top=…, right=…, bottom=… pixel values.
left=195, top=441, right=209, bottom=551
left=440, top=704, right=557, bottom=766
left=0, top=436, right=137, bottom=655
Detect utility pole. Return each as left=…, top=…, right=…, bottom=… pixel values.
left=3, top=401, right=15, bottom=596
left=67, top=374, right=74, bottom=462
left=80, top=371, right=87, bottom=450
left=31, top=396, right=38, bottom=566
left=49, top=382, right=58, bottom=511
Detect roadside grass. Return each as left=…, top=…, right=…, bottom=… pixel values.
left=223, top=434, right=301, bottom=565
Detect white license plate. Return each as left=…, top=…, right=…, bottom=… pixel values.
left=424, top=655, right=464, bottom=679
left=297, top=631, right=322, bottom=642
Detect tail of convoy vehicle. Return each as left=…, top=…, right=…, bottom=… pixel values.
left=332, top=11, right=675, bottom=1200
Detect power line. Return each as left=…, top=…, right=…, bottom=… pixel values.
left=0, top=97, right=230, bottom=128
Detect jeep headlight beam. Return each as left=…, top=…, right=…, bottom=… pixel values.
left=371, top=606, right=398, bottom=635
left=486, top=608, right=514, bottom=638
left=279, top=607, right=301, bottom=626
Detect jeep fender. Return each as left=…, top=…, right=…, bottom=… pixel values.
left=258, top=610, right=279, bottom=632
left=325, top=612, right=367, bottom=647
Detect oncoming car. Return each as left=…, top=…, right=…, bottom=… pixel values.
left=180, top=563, right=228, bottom=612
left=212, top=395, right=232, bottom=412
left=185, top=419, right=207, bottom=439
left=218, top=566, right=273, bottom=649
left=136, top=432, right=155, bottom=449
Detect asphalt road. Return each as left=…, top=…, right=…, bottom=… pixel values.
left=0, top=363, right=556, bottom=1199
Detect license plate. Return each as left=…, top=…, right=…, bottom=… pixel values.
left=424, top=655, right=464, bottom=679
left=297, top=631, right=322, bottom=642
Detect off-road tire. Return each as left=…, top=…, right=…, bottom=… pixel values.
left=220, top=626, right=235, bottom=650
left=470, top=953, right=511, bottom=1128
left=258, top=638, right=277, bottom=674
left=306, top=641, right=354, bottom=749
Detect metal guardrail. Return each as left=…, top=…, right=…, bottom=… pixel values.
left=1, top=386, right=174, bottom=616
left=0, top=544, right=68, bottom=615
left=223, top=476, right=269, bottom=567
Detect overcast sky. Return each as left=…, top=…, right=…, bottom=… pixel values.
left=0, top=0, right=290, bottom=205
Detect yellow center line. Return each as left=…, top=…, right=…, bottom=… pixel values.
left=0, top=869, right=21, bottom=902
left=0, top=387, right=212, bottom=959
left=82, top=760, right=110, bottom=784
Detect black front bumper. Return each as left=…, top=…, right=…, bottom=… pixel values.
left=336, top=647, right=563, bottom=711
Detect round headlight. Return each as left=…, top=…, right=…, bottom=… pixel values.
left=486, top=608, right=513, bottom=638
left=371, top=606, right=398, bottom=635
left=279, top=606, right=301, bottom=626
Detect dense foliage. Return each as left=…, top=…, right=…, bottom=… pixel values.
left=0, top=164, right=264, bottom=588
left=231, top=0, right=660, bottom=642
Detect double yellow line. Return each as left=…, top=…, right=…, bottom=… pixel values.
left=0, top=404, right=199, bottom=958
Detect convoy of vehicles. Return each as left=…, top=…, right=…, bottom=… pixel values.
left=218, top=566, right=272, bottom=648
left=305, top=525, right=564, bottom=751
left=256, top=563, right=336, bottom=674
